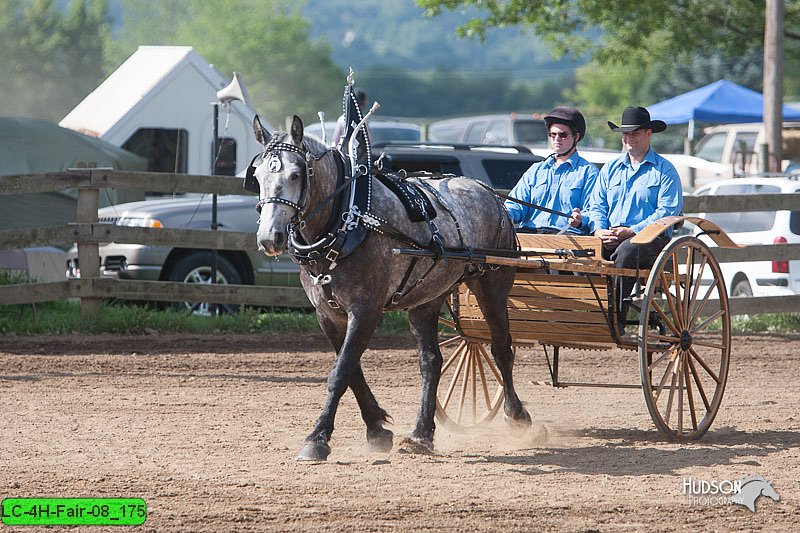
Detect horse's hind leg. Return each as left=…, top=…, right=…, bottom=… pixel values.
left=316, top=312, right=393, bottom=454
left=470, top=270, right=531, bottom=426
left=349, top=365, right=393, bottom=452
left=404, top=295, right=447, bottom=454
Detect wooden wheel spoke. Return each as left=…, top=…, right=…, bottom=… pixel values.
left=677, top=353, right=685, bottom=434
left=682, top=247, right=694, bottom=325
left=651, top=300, right=682, bottom=336
left=671, top=251, right=685, bottom=326
left=692, top=308, right=726, bottom=335
left=471, top=349, right=478, bottom=421
left=689, top=346, right=721, bottom=384
left=687, top=354, right=712, bottom=412
left=478, top=344, right=504, bottom=384
left=442, top=345, right=469, bottom=410
left=647, top=348, right=676, bottom=373
left=659, top=271, right=683, bottom=330
left=664, top=354, right=680, bottom=425
left=456, top=348, right=473, bottom=423
left=683, top=357, right=698, bottom=431
left=441, top=341, right=467, bottom=375
left=687, top=254, right=709, bottom=329
left=690, top=337, right=727, bottom=350
left=474, top=348, right=493, bottom=410
left=648, top=332, right=680, bottom=344
left=654, top=350, right=680, bottom=402
left=438, top=332, right=460, bottom=346
left=689, top=278, right=718, bottom=327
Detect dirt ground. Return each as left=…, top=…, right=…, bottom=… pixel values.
left=1, top=331, right=799, bottom=532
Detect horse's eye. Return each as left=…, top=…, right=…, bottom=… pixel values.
left=290, top=171, right=301, bottom=181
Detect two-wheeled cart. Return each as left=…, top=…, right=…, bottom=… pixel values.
left=432, top=216, right=742, bottom=441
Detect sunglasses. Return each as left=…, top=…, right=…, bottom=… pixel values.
left=548, top=131, right=571, bottom=139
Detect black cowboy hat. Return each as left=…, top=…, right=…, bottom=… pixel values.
left=544, top=107, right=586, bottom=140
left=607, top=106, right=667, bottom=133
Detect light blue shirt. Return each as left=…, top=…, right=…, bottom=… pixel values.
left=589, top=148, right=683, bottom=234
left=504, top=152, right=599, bottom=235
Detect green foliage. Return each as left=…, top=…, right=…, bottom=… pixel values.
left=109, top=0, right=344, bottom=127
left=417, top=0, right=798, bottom=64
left=731, top=313, right=800, bottom=334
left=0, top=0, right=111, bottom=121
left=361, top=67, right=573, bottom=118
left=0, top=300, right=410, bottom=335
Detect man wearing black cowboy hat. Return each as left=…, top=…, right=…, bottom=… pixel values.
left=505, top=107, right=598, bottom=234
left=588, top=106, right=683, bottom=334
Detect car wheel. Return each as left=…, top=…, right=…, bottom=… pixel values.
left=166, top=252, right=242, bottom=316
left=731, top=278, right=753, bottom=298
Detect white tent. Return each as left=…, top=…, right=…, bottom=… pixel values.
left=60, top=46, right=266, bottom=176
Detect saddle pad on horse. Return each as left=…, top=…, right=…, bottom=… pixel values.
left=376, top=172, right=437, bottom=223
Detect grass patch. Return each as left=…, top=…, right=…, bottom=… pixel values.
left=0, top=300, right=411, bottom=335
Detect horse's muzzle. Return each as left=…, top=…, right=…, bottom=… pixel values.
left=257, top=230, right=287, bottom=256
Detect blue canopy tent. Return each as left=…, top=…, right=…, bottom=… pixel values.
left=648, top=79, right=800, bottom=140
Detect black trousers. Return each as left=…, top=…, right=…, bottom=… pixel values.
left=602, top=233, right=670, bottom=325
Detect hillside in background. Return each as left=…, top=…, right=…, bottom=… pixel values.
left=303, top=0, right=580, bottom=82
left=302, top=0, right=582, bottom=118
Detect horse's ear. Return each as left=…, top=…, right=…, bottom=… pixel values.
left=290, top=115, right=304, bottom=144
left=253, top=115, right=270, bottom=146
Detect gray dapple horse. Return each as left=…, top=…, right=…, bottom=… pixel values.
left=250, top=115, right=530, bottom=460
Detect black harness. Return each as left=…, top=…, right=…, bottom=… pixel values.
left=245, top=138, right=459, bottom=309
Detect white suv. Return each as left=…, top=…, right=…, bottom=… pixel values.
left=692, top=176, right=800, bottom=297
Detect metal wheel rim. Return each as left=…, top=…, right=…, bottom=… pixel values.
left=435, top=339, right=505, bottom=432
left=639, top=236, right=731, bottom=441
left=182, top=265, right=230, bottom=316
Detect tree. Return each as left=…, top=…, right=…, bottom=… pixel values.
left=111, top=0, right=344, bottom=127
left=416, top=0, right=800, bottom=65
left=0, top=0, right=110, bottom=121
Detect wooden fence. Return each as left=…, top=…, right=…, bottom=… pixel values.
left=1, top=169, right=799, bottom=317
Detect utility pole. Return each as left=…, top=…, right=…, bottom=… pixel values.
left=763, top=0, right=784, bottom=172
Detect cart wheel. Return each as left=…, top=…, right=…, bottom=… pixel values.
left=639, top=235, right=731, bottom=441
left=435, top=338, right=505, bottom=432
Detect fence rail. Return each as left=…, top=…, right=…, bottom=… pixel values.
left=2, top=170, right=800, bottom=317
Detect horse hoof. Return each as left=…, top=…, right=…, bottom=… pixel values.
left=398, top=436, right=434, bottom=455
left=366, top=428, right=394, bottom=453
left=296, top=441, right=331, bottom=461
left=504, top=409, right=532, bottom=430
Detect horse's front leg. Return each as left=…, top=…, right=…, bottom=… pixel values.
left=297, top=308, right=382, bottom=461
left=403, top=296, right=447, bottom=454
left=316, top=311, right=393, bottom=454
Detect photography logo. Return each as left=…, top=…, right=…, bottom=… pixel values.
left=683, top=475, right=780, bottom=512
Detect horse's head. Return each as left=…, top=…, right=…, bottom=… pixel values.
left=250, top=114, right=313, bottom=256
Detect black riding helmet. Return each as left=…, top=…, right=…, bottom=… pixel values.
left=544, top=107, right=586, bottom=142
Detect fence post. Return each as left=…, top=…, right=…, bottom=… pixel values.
left=76, top=182, right=101, bottom=317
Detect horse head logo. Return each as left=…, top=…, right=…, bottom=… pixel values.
left=730, top=476, right=780, bottom=512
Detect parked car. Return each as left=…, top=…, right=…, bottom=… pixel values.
left=427, top=113, right=548, bottom=148
left=691, top=176, right=800, bottom=297
left=372, top=140, right=543, bottom=192
left=66, top=142, right=541, bottom=313
left=690, top=122, right=800, bottom=181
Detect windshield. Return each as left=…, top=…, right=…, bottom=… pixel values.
left=513, top=120, right=548, bottom=144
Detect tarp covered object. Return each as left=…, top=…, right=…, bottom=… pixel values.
left=648, top=79, right=800, bottom=125
left=0, top=116, right=146, bottom=175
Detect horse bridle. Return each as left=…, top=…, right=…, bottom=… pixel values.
left=250, top=141, right=313, bottom=218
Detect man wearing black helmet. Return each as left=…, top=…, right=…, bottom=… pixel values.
left=588, top=106, right=683, bottom=335
left=504, top=107, right=598, bottom=234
